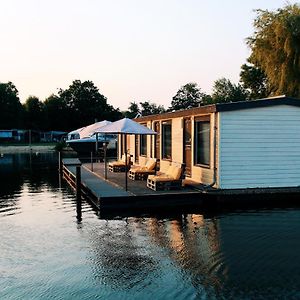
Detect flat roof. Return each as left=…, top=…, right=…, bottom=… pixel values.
left=135, top=96, right=300, bottom=122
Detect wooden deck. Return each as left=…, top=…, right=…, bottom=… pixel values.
left=83, top=162, right=199, bottom=196
left=62, top=159, right=205, bottom=210
left=62, top=159, right=300, bottom=214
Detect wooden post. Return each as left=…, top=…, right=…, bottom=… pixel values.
left=76, top=165, right=82, bottom=221
left=125, top=133, right=128, bottom=191
left=58, top=151, right=62, bottom=173
left=29, top=129, right=32, bottom=150
left=91, top=151, right=93, bottom=172
left=104, top=134, right=107, bottom=180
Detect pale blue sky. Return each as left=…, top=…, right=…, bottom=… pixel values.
left=0, top=0, right=297, bottom=110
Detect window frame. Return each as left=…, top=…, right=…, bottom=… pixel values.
left=161, top=120, right=172, bottom=160
left=139, top=134, right=147, bottom=156
left=194, top=115, right=211, bottom=168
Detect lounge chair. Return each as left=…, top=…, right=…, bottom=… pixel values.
left=128, top=158, right=157, bottom=180
left=108, top=154, right=131, bottom=172
left=147, top=163, right=184, bottom=191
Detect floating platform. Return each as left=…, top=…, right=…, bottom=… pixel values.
left=62, top=159, right=300, bottom=213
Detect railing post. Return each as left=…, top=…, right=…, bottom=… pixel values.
left=91, top=151, right=93, bottom=172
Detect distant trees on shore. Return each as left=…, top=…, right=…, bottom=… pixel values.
left=0, top=80, right=122, bottom=131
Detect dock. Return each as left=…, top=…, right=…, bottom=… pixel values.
left=62, top=158, right=207, bottom=211
left=62, top=159, right=300, bottom=213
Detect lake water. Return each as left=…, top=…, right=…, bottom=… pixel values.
left=1, top=153, right=300, bottom=299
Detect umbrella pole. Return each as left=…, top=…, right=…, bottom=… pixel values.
left=104, top=133, right=107, bottom=180
left=125, top=133, right=128, bottom=191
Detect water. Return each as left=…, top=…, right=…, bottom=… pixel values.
left=1, top=153, right=300, bottom=299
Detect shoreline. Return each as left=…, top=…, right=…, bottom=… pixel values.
left=0, top=145, right=56, bottom=153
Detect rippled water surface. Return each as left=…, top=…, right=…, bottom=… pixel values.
left=1, top=153, right=300, bottom=299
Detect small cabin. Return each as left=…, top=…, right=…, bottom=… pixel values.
left=119, top=96, right=300, bottom=190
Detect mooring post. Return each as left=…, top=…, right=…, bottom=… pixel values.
left=58, top=151, right=62, bottom=173
left=91, top=151, right=93, bottom=172
left=76, top=165, right=82, bottom=221
left=29, top=129, right=32, bottom=151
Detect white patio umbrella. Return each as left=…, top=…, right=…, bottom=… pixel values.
left=95, top=118, right=157, bottom=191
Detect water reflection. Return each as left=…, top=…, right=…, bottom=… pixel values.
left=1, top=153, right=300, bottom=299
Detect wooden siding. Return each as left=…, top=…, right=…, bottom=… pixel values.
left=132, top=114, right=217, bottom=186
left=219, top=105, right=300, bottom=189
left=172, top=118, right=183, bottom=163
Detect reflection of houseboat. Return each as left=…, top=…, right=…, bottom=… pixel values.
left=66, top=121, right=117, bottom=155
left=123, top=96, right=300, bottom=191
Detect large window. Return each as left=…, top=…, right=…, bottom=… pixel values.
left=194, top=116, right=210, bottom=166
left=140, top=134, right=147, bottom=156
left=162, top=121, right=172, bottom=160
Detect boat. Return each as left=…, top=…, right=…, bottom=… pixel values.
left=66, top=121, right=117, bottom=155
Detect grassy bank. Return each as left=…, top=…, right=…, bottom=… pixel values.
left=0, top=143, right=56, bottom=153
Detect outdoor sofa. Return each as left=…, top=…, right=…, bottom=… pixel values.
left=147, top=162, right=184, bottom=191
left=128, top=157, right=157, bottom=180
left=108, top=154, right=131, bottom=172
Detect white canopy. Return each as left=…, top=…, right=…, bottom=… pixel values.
left=68, top=120, right=112, bottom=139
left=95, top=118, right=156, bottom=135
left=68, top=126, right=85, bottom=138
left=79, top=120, right=111, bottom=138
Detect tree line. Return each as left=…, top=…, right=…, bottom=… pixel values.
left=1, top=4, right=300, bottom=130
left=0, top=80, right=122, bottom=131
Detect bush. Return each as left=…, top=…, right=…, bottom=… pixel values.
left=54, top=141, right=66, bottom=152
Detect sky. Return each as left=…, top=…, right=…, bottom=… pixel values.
left=0, top=0, right=298, bottom=110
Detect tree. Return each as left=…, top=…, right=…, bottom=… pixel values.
left=0, top=82, right=24, bottom=129
left=58, top=80, right=120, bottom=129
left=170, top=83, right=209, bottom=111
left=124, top=101, right=140, bottom=118
left=139, top=101, right=165, bottom=116
left=44, top=94, right=69, bottom=131
left=211, top=78, right=248, bottom=103
left=247, top=4, right=300, bottom=97
left=240, top=61, right=269, bottom=99
left=23, top=96, right=45, bottom=130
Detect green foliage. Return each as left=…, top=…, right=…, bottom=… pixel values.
left=170, top=83, right=209, bottom=111
left=211, top=78, right=248, bottom=103
left=44, top=94, right=69, bottom=131
left=240, top=62, right=269, bottom=99
left=54, top=140, right=66, bottom=152
left=0, top=82, right=24, bottom=129
left=124, top=101, right=165, bottom=117
left=124, top=101, right=140, bottom=118
left=23, top=96, right=45, bottom=130
left=58, top=80, right=122, bottom=129
left=247, top=4, right=300, bottom=97
left=139, top=101, right=165, bottom=116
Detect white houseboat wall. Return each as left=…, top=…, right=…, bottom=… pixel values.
left=117, top=96, right=300, bottom=190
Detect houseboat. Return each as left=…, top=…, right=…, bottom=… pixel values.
left=119, top=96, right=300, bottom=191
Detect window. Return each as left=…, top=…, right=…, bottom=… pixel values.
left=194, top=116, right=210, bottom=166
left=162, top=121, right=172, bottom=160
left=140, top=134, right=147, bottom=156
